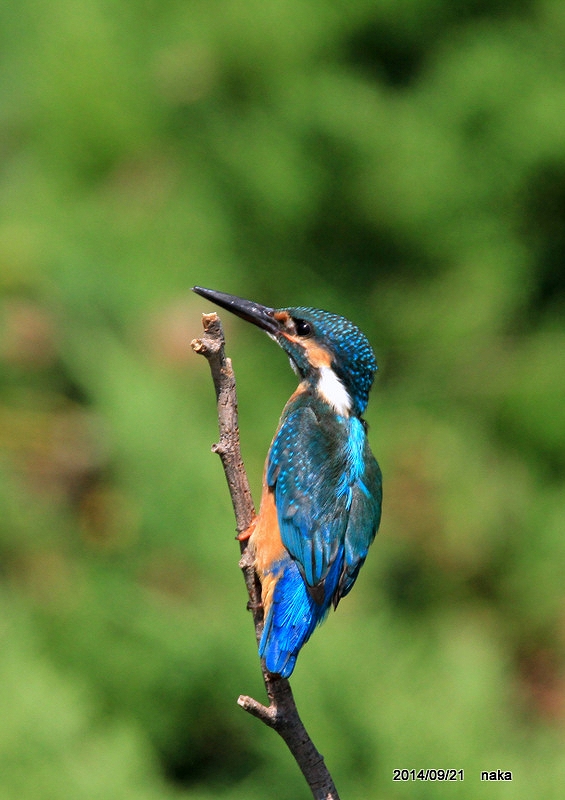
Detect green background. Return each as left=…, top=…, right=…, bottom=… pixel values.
left=1, top=1, right=565, bottom=797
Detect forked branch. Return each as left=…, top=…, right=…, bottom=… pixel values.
left=191, top=312, right=340, bottom=800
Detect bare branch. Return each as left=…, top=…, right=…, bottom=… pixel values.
left=192, top=312, right=341, bottom=800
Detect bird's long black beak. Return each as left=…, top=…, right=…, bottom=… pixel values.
left=192, top=287, right=280, bottom=335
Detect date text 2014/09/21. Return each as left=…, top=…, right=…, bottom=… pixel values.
left=392, top=769, right=464, bottom=781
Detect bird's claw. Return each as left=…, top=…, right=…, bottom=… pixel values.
left=236, top=516, right=257, bottom=541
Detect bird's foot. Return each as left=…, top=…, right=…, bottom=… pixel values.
left=236, top=516, right=257, bottom=541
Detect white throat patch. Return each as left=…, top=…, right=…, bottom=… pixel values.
left=317, top=366, right=352, bottom=416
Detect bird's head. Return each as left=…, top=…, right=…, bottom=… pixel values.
left=193, top=287, right=377, bottom=416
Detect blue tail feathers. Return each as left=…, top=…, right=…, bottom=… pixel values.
left=259, top=553, right=343, bottom=677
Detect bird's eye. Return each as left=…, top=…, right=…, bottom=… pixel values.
left=294, top=319, right=312, bottom=337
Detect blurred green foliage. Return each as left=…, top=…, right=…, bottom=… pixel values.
left=1, top=0, right=565, bottom=797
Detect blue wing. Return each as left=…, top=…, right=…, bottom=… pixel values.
left=266, top=400, right=381, bottom=605
left=339, top=443, right=382, bottom=600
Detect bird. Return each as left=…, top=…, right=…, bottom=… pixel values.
left=192, top=286, right=382, bottom=678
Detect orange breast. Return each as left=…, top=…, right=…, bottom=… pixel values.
left=251, top=470, right=287, bottom=617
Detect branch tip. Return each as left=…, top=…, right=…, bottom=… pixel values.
left=202, top=311, right=219, bottom=327
left=238, top=695, right=276, bottom=724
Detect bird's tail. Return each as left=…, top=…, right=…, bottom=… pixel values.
left=259, top=556, right=334, bottom=678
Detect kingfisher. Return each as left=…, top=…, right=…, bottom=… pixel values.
left=193, top=286, right=382, bottom=678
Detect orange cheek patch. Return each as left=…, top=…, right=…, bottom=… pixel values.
left=304, top=342, right=332, bottom=368
left=281, top=334, right=332, bottom=369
